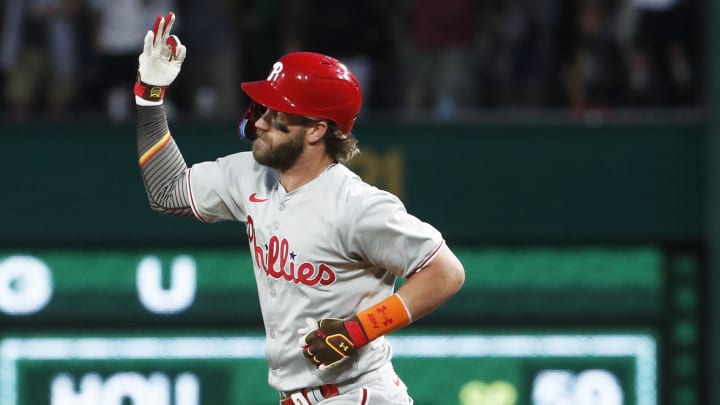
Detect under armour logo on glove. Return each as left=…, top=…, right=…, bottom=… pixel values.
left=298, top=317, right=369, bottom=370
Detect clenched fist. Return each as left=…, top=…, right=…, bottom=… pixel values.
left=298, top=317, right=370, bottom=370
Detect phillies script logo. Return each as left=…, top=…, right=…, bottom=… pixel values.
left=247, top=215, right=336, bottom=286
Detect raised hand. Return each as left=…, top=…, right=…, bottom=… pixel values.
left=134, top=12, right=187, bottom=102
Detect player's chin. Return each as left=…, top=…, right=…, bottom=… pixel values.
left=252, top=141, right=271, bottom=162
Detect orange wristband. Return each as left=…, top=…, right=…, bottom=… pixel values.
left=356, top=294, right=411, bottom=341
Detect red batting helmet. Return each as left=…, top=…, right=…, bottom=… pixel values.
left=238, top=52, right=362, bottom=142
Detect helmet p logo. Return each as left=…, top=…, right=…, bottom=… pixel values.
left=267, top=62, right=284, bottom=82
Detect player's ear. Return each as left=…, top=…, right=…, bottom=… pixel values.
left=306, top=120, right=328, bottom=144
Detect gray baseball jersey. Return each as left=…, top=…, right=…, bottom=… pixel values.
left=187, top=151, right=443, bottom=392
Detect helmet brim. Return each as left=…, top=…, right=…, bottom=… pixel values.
left=241, top=80, right=302, bottom=115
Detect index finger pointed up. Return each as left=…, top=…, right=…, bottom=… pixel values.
left=161, top=12, right=176, bottom=42
left=151, top=15, right=164, bottom=48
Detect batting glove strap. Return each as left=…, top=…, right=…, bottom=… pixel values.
left=343, top=319, right=369, bottom=347
left=134, top=73, right=167, bottom=102
left=301, top=317, right=369, bottom=370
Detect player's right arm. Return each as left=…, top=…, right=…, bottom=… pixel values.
left=137, top=104, right=193, bottom=217
left=134, top=12, right=194, bottom=218
left=134, top=12, right=248, bottom=224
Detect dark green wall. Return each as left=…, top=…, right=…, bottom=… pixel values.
left=0, top=120, right=705, bottom=246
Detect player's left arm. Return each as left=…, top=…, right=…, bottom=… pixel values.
left=300, top=243, right=464, bottom=369
left=394, top=243, right=465, bottom=320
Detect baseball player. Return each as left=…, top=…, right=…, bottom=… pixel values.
left=134, top=12, right=465, bottom=404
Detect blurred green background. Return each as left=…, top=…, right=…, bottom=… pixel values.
left=0, top=122, right=708, bottom=405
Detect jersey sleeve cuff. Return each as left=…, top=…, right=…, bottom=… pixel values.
left=186, top=167, right=209, bottom=223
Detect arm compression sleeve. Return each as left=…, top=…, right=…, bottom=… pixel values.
left=136, top=105, right=193, bottom=218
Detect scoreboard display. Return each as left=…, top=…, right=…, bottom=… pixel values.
left=1, top=333, right=655, bottom=405
left=0, top=247, right=704, bottom=405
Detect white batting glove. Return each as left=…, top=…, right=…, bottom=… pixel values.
left=134, top=12, right=186, bottom=103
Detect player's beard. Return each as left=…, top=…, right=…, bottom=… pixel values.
left=252, top=130, right=306, bottom=171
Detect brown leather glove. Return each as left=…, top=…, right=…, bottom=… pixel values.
left=299, top=317, right=369, bottom=370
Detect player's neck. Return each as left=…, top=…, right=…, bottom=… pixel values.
left=279, top=152, right=334, bottom=193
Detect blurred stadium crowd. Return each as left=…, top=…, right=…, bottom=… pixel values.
left=0, top=0, right=704, bottom=122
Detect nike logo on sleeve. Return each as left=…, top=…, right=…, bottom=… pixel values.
left=249, top=193, right=268, bottom=202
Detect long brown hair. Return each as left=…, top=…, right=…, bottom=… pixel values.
left=323, top=121, right=360, bottom=164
